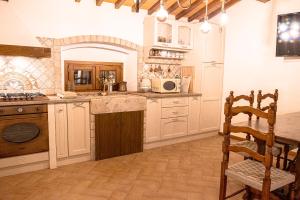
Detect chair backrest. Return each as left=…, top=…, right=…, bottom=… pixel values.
left=223, top=96, right=277, bottom=167
left=257, top=89, right=278, bottom=112
left=229, top=90, right=254, bottom=120
left=228, top=90, right=254, bottom=140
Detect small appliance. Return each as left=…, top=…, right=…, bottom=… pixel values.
left=151, top=78, right=181, bottom=93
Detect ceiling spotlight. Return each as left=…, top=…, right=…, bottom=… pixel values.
left=278, top=23, right=288, bottom=33
left=220, top=11, right=228, bottom=26
left=156, top=0, right=168, bottom=22
left=219, top=0, right=228, bottom=26
left=291, top=22, right=300, bottom=31
left=200, top=0, right=211, bottom=33
left=200, top=19, right=212, bottom=33
left=280, top=32, right=290, bottom=41
left=290, top=29, right=299, bottom=38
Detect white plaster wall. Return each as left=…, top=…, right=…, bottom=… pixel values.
left=61, top=44, right=138, bottom=91
left=222, top=0, right=300, bottom=122
left=0, top=0, right=147, bottom=46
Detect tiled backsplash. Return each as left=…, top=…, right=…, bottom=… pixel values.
left=0, top=56, right=55, bottom=94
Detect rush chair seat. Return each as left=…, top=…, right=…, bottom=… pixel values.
left=219, top=99, right=295, bottom=200
left=228, top=91, right=282, bottom=167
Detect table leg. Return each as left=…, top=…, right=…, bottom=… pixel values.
left=295, top=145, right=300, bottom=199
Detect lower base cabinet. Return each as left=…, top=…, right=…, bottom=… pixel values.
left=95, top=111, right=144, bottom=160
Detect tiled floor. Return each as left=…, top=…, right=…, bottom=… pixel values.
left=0, top=136, right=244, bottom=200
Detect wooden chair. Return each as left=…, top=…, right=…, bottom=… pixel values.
left=257, top=89, right=295, bottom=170
left=219, top=99, right=295, bottom=200
left=229, top=91, right=282, bottom=167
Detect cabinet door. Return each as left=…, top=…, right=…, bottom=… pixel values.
left=203, top=24, right=224, bottom=63
left=155, top=20, right=174, bottom=47
left=54, top=104, right=68, bottom=159
left=145, top=99, right=162, bottom=143
left=188, top=96, right=201, bottom=135
left=177, top=23, right=193, bottom=49
left=161, top=117, right=188, bottom=139
left=120, top=111, right=143, bottom=156
left=200, top=63, right=223, bottom=132
left=95, top=113, right=121, bottom=160
left=65, top=63, right=96, bottom=91
left=67, top=102, right=90, bottom=156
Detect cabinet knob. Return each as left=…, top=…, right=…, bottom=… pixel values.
left=17, top=107, right=23, bottom=113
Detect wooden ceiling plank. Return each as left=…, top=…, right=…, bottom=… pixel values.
left=148, top=0, right=161, bottom=15
left=188, top=0, right=220, bottom=22
left=167, top=0, right=189, bottom=14
left=203, top=0, right=240, bottom=21
left=175, top=0, right=204, bottom=20
left=115, top=0, right=127, bottom=9
left=96, top=0, right=105, bottom=6
left=132, top=0, right=147, bottom=12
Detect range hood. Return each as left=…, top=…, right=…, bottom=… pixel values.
left=0, top=44, right=51, bottom=58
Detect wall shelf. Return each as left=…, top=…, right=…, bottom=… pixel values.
left=0, top=44, right=51, bottom=58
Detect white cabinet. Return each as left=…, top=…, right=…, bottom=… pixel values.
left=54, top=104, right=68, bottom=159
left=161, top=117, right=188, bottom=139
left=145, top=99, right=161, bottom=143
left=54, top=102, right=90, bottom=159
left=144, top=16, right=193, bottom=50
left=188, top=96, right=201, bottom=135
left=177, top=22, right=193, bottom=50
left=199, top=63, right=223, bottom=132
left=67, top=102, right=90, bottom=156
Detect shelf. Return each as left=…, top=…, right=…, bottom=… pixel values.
left=0, top=44, right=51, bottom=58
left=148, top=56, right=183, bottom=60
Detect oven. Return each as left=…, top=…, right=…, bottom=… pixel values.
left=0, top=104, right=49, bottom=158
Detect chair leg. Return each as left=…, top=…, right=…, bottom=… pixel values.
left=283, top=144, right=290, bottom=170
left=290, top=182, right=295, bottom=200
left=219, top=162, right=228, bottom=200
left=276, top=154, right=281, bottom=168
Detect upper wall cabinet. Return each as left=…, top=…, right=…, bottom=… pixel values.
left=144, top=16, right=193, bottom=51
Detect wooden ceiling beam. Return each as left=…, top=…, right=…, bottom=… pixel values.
left=199, top=0, right=240, bottom=21
left=96, top=0, right=105, bottom=6
left=167, top=0, right=189, bottom=14
left=256, top=0, right=270, bottom=2
left=75, top=0, right=81, bottom=2
left=115, top=0, right=127, bottom=9
left=132, top=0, right=147, bottom=12
left=148, top=0, right=161, bottom=15
left=176, top=0, right=204, bottom=20
left=188, top=0, right=220, bottom=22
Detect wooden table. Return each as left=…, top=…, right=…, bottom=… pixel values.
left=237, top=112, right=300, bottom=198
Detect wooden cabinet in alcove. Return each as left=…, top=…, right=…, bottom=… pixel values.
left=95, top=111, right=143, bottom=160
left=64, top=60, right=123, bottom=92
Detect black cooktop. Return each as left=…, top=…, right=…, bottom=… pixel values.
left=0, top=92, right=47, bottom=101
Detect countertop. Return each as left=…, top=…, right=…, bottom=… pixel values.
left=0, top=92, right=202, bottom=106
left=132, top=92, right=202, bottom=98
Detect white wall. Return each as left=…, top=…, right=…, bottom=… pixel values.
left=61, top=44, right=138, bottom=91
left=0, top=0, right=147, bottom=46
left=222, top=0, right=300, bottom=116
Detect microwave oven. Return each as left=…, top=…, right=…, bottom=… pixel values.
left=151, top=78, right=181, bottom=93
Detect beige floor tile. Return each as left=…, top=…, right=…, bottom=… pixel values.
left=0, top=136, right=246, bottom=200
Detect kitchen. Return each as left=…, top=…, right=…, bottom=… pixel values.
left=0, top=0, right=300, bottom=199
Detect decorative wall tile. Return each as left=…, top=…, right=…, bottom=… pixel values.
left=0, top=56, right=55, bottom=94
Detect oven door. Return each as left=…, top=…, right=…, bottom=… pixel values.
left=0, top=113, right=49, bottom=158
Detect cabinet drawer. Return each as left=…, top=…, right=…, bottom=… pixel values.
left=161, top=117, right=188, bottom=139
left=162, top=106, right=188, bottom=118
left=161, top=97, right=188, bottom=107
